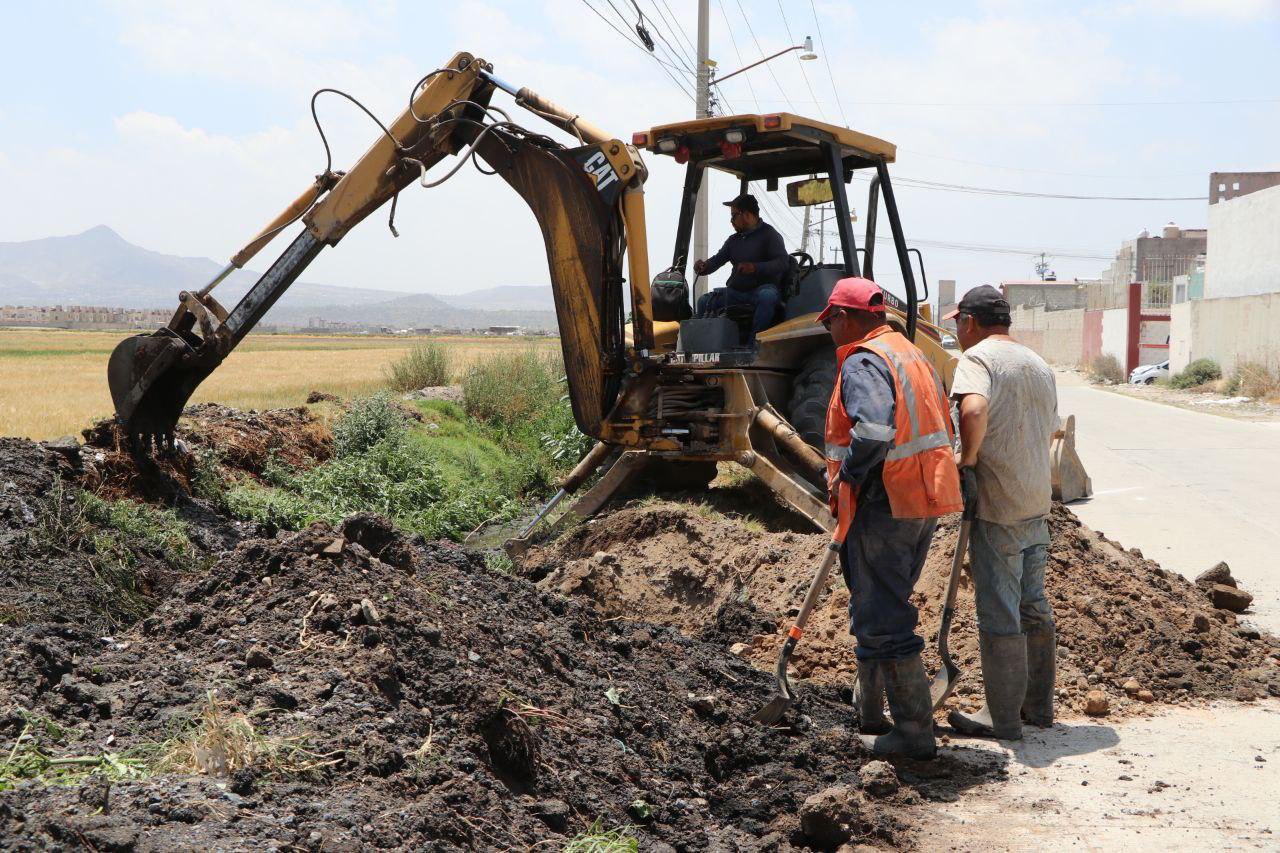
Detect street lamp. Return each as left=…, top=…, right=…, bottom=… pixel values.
left=715, top=36, right=817, bottom=84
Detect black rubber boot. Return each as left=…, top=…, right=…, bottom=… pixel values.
left=948, top=632, right=1027, bottom=740
left=871, top=653, right=936, bottom=760
left=1022, top=624, right=1056, bottom=728
left=855, top=661, right=891, bottom=735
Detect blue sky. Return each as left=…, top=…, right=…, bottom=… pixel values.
left=1, top=0, right=1277, bottom=302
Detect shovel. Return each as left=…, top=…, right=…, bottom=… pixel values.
left=754, top=537, right=842, bottom=725
left=929, top=475, right=977, bottom=710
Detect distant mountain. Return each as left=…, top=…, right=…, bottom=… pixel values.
left=439, top=285, right=555, bottom=312
left=267, top=291, right=557, bottom=331
left=0, top=226, right=404, bottom=309
left=0, top=227, right=558, bottom=331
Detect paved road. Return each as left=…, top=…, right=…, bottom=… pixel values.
left=1057, top=372, right=1280, bottom=633
left=912, top=373, right=1280, bottom=851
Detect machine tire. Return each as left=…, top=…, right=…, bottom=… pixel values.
left=787, top=345, right=837, bottom=465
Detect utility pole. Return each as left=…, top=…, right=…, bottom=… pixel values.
left=800, top=204, right=812, bottom=254
left=817, top=204, right=827, bottom=264
left=693, top=0, right=710, bottom=302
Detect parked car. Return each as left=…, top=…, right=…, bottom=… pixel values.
left=1129, top=361, right=1169, bottom=385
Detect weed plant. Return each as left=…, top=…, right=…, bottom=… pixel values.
left=1170, top=358, right=1222, bottom=389
left=1087, top=353, right=1124, bottom=384
left=384, top=342, right=454, bottom=391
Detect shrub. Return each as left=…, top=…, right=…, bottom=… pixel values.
left=462, top=349, right=563, bottom=431
left=538, top=398, right=593, bottom=468
left=1170, top=358, right=1222, bottom=389
left=332, top=394, right=408, bottom=457
left=1087, top=354, right=1123, bottom=384
left=384, top=342, right=454, bottom=392
left=1228, top=361, right=1280, bottom=400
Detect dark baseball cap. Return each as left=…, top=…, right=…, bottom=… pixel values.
left=723, top=193, right=759, bottom=215
left=944, top=284, right=1010, bottom=321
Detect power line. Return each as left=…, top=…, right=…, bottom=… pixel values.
left=897, top=148, right=1205, bottom=181
left=657, top=0, right=699, bottom=60
left=715, top=0, right=762, bottom=113
left=743, top=96, right=1280, bottom=108
left=808, top=0, right=849, bottom=128
left=854, top=174, right=1206, bottom=202
left=733, top=0, right=796, bottom=111
left=774, top=0, right=827, bottom=122
left=578, top=0, right=695, bottom=101
left=646, top=0, right=698, bottom=72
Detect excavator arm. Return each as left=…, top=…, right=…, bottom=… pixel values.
left=107, top=51, right=652, bottom=452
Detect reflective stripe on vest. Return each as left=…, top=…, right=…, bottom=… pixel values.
left=824, top=326, right=963, bottom=521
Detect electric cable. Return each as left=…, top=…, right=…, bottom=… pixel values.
left=733, top=0, right=797, bottom=111
left=774, top=0, right=827, bottom=122
left=852, top=174, right=1206, bottom=201
left=594, top=0, right=697, bottom=100
left=578, top=0, right=695, bottom=102
left=808, top=0, right=850, bottom=127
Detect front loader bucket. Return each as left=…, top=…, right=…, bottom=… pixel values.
left=1051, top=414, right=1092, bottom=502
left=107, top=328, right=214, bottom=453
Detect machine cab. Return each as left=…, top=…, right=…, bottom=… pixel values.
left=634, top=113, right=937, bottom=365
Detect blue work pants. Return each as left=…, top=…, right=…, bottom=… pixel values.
left=696, top=284, right=781, bottom=333
left=840, top=499, right=938, bottom=661
left=968, top=517, right=1053, bottom=637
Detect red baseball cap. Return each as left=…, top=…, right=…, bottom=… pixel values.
left=816, top=277, right=885, bottom=324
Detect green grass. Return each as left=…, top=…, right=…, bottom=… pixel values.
left=563, top=821, right=639, bottom=853
left=221, top=396, right=577, bottom=541
left=0, top=714, right=147, bottom=791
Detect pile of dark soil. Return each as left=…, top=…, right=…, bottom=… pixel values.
left=0, top=433, right=257, bottom=632
left=524, top=500, right=1280, bottom=718
left=81, top=403, right=333, bottom=500
left=0, top=514, right=1003, bottom=849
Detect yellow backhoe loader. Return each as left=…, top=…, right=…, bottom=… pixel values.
left=106, top=51, right=1089, bottom=549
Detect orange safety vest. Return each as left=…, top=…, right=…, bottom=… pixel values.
left=825, top=325, right=963, bottom=539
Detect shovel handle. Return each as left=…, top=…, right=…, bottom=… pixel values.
left=784, top=539, right=842, bottom=642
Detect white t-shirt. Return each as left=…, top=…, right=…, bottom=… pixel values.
left=951, top=338, right=1058, bottom=525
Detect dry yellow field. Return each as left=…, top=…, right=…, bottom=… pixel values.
left=0, top=328, right=559, bottom=440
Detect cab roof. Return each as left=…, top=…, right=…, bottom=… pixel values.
left=637, top=113, right=896, bottom=181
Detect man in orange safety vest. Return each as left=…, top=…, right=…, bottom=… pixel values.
left=819, top=276, right=962, bottom=760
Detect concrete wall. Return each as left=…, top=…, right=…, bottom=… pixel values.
left=1082, top=311, right=1103, bottom=363
left=1009, top=305, right=1086, bottom=366
left=1175, top=293, right=1280, bottom=373
left=1101, top=307, right=1128, bottom=364
left=1170, top=302, right=1192, bottom=372
left=1205, top=183, right=1280, bottom=299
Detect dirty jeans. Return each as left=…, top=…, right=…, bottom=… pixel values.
left=840, top=499, right=938, bottom=661
left=968, top=516, right=1053, bottom=637
left=695, top=284, right=781, bottom=334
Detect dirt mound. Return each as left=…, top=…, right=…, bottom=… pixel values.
left=524, top=501, right=1280, bottom=718
left=82, top=403, right=332, bottom=499
left=0, top=516, right=1005, bottom=849
left=0, top=435, right=257, bottom=632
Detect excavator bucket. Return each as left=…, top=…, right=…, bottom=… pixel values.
left=107, top=327, right=210, bottom=453
left=1051, top=414, right=1092, bottom=503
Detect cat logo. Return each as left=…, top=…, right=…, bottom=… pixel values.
left=582, top=151, right=620, bottom=192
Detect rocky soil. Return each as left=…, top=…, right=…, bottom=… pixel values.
left=524, top=498, right=1280, bottom=720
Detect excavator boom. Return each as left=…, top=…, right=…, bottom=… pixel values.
left=107, top=53, right=650, bottom=452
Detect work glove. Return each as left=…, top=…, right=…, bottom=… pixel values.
left=959, top=466, right=978, bottom=516
left=826, top=472, right=839, bottom=517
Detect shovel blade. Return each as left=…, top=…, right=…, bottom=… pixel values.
left=929, top=659, right=962, bottom=711
left=752, top=693, right=792, bottom=726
